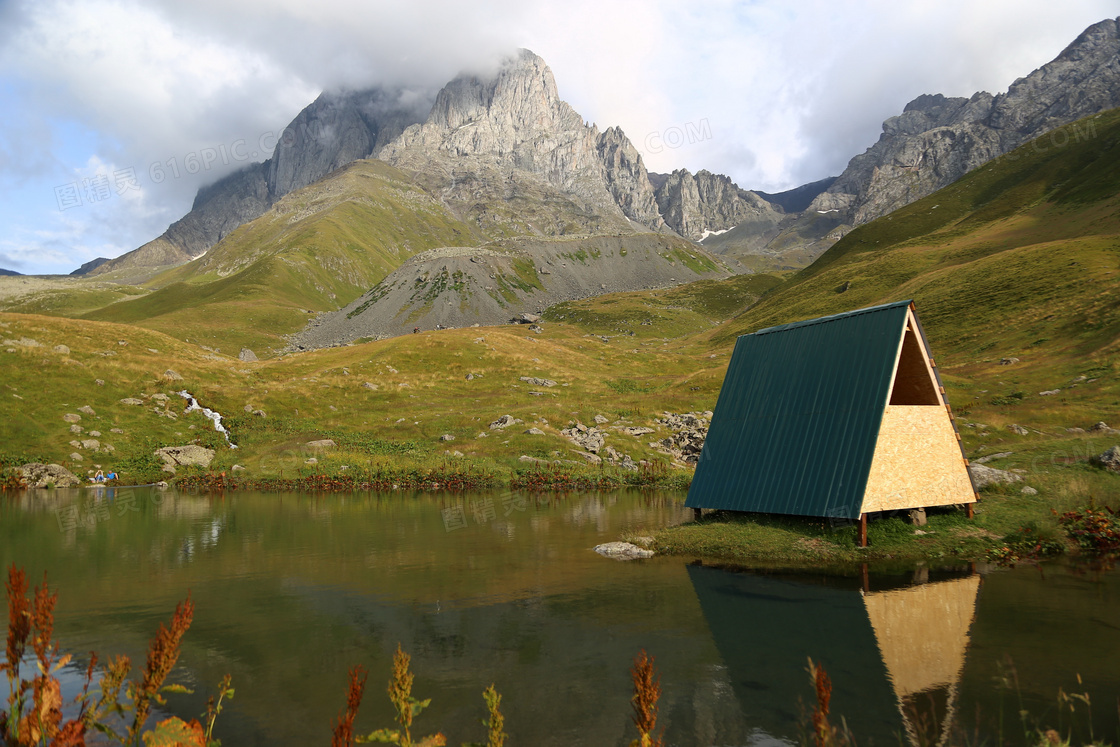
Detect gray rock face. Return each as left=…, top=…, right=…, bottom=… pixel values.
left=16, top=463, right=82, bottom=488
left=654, top=169, right=783, bottom=241
left=380, top=49, right=663, bottom=230
left=810, top=17, right=1120, bottom=226
left=238, top=348, right=258, bottom=362
left=268, top=87, right=430, bottom=198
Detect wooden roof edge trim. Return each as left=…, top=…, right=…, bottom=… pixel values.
left=908, top=303, right=980, bottom=497
left=746, top=299, right=913, bottom=339
left=905, top=306, right=944, bottom=406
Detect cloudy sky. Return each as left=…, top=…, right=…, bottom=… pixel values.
left=0, top=0, right=1116, bottom=275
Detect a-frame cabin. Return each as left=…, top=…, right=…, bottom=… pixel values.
left=686, top=300, right=976, bottom=541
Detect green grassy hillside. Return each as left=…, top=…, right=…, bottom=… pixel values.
left=82, top=160, right=482, bottom=355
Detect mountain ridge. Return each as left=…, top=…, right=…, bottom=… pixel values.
left=87, top=16, right=1120, bottom=280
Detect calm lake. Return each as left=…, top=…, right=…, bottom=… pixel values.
left=2, top=487, right=1118, bottom=746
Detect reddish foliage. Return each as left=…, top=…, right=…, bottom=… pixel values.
left=630, top=649, right=663, bottom=747
left=810, top=659, right=832, bottom=747
left=131, top=595, right=194, bottom=741
left=331, top=665, right=368, bottom=747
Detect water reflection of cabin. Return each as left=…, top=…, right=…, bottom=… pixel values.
left=686, top=300, right=977, bottom=543
left=688, top=564, right=981, bottom=746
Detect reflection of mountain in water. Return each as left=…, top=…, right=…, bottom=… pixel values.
left=688, top=564, right=979, bottom=746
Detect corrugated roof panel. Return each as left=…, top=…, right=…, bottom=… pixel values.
left=687, top=300, right=911, bottom=518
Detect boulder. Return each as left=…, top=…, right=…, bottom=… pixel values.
left=519, top=376, right=556, bottom=387
left=1007, top=424, right=1029, bottom=436
left=63, top=413, right=81, bottom=423
left=524, top=427, right=545, bottom=435
left=489, top=415, right=522, bottom=430
left=154, top=445, right=216, bottom=468
left=618, top=426, right=655, bottom=437
left=53, top=345, right=70, bottom=355
left=968, top=464, right=1023, bottom=489
left=999, top=357, right=1019, bottom=365
left=1090, top=422, right=1120, bottom=435
left=594, top=542, right=654, bottom=560
left=593, top=414, right=609, bottom=424
left=15, top=463, right=82, bottom=488
left=162, top=369, right=184, bottom=381
left=305, top=439, right=337, bottom=450
left=119, top=398, right=144, bottom=406
left=1091, top=445, right=1120, bottom=474
left=238, top=348, right=259, bottom=362
left=79, top=439, right=100, bottom=451
left=439, top=434, right=455, bottom=442
left=78, top=405, right=96, bottom=416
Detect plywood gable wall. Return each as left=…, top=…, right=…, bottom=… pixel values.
left=860, top=307, right=975, bottom=514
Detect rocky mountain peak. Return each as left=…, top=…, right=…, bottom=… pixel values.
left=381, top=48, right=664, bottom=229
left=427, top=49, right=561, bottom=132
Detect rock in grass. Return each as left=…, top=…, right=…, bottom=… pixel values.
left=63, top=413, right=81, bottom=423
left=519, top=376, right=555, bottom=387
left=238, top=348, right=258, bottom=362
left=154, top=445, right=216, bottom=468
left=1007, top=424, right=1029, bottom=436
left=119, top=398, right=143, bottom=406
left=16, top=463, right=82, bottom=488
left=968, top=464, right=1023, bottom=489
left=524, top=427, right=545, bottom=435
left=305, top=439, right=337, bottom=450
left=439, top=434, right=455, bottom=442
left=594, top=542, right=654, bottom=560
left=78, top=405, right=96, bottom=416
left=1021, top=486, right=1039, bottom=495
left=489, top=415, right=522, bottom=430
left=1091, top=445, right=1120, bottom=474
left=162, top=369, right=184, bottom=381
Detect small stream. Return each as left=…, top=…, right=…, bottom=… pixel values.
left=177, top=390, right=236, bottom=447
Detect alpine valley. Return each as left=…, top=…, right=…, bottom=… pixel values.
left=2, top=16, right=1119, bottom=531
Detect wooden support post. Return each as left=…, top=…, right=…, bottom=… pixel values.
left=858, top=513, right=868, bottom=548
left=861, top=563, right=870, bottom=593
left=967, top=502, right=974, bottom=519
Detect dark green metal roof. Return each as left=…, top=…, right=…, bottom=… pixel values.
left=686, top=300, right=912, bottom=519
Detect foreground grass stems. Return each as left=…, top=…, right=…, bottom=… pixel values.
left=1, top=564, right=232, bottom=747
left=629, top=650, right=663, bottom=747
left=806, top=658, right=852, bottom=747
